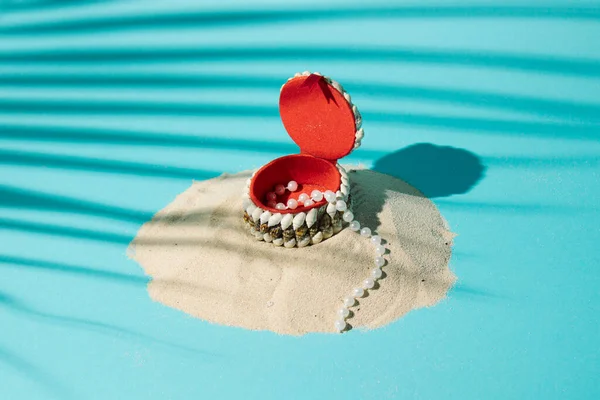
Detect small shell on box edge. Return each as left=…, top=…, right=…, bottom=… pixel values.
left=273, top=238, right=284, bottom=246
left=322, top=225, right=334, bottom=239
left=260, top=211, right=272, bottom=224
left=343, top=92, right=351, bottom=103
left=355, top=128, right=364, bottom=140
left=341, top=176, right=349, bottom=185
left=281, top=213, right=294, bottom=230
left=326, top=202, right=337, bottom=218
left=284, top=238, right=296, bottom=248
left=311, top=231, right=323, bottom=244
left=268, top=213, right=283, bottom=227
left=264, top=233, right=273, bottom=242
left=336, top=190, right=343, bottom=199
left=252, top=207, right=263, bottom=222
left=341, top=185, right=349, bottom=197
left=353, top=105, right=362, bottom=126
left=302, top=71, right=310, bottom=76
left=306, top=208, right=318, bottom=228
left=246, top=204, right=257, bottom=216
left=331, top=80, right=344, bottom=93
left=298, top=236, right=311, bottom=248
left=293, top=212, right=306, bottom=230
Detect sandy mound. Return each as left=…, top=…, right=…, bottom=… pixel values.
left=129, top=168, right=456, bottom=335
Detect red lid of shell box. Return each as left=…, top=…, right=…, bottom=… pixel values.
left=248, top=72, right=363, bottom=215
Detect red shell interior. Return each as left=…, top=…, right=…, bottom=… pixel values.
left=250, top=154, right=341, bottom=214
left=279, top=74, right=356, bottom=161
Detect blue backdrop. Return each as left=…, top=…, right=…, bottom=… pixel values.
left=0, top=1, right=599, bottom=398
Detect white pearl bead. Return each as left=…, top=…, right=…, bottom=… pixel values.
left=287, top=199, right=298, bottom=210
left=337, top=308, right=350, bottom=318
left=334, top=319, right=346, bottom=332
left=360, top=227, right=371, bottom=237
left=370, top=235, right=381, bottom=245
left=298, top=193, right=309, bottom=203
left=266, top=192, right=277, bottom=201
left=350, top=220, right=360, bottom=231
left=304, top=199, right=315, bottom=207
left=311, top=190, right=323, bottom=201
left=335, top=200, right=347, bottom=211
left=352, top=287, right=364, bottom=298
left=275, top=203, right=287, bottom=210
left=343, top=296, right=355, bottom=307
left=371, top=268, right=383, bottom=279
left=374, top=256, right=385, bottom=267
left=342, top=211, right=354, bottom=222
left=375, top=245, right=386, bottom=256
left=324, top=190, right=336, bottom=203
left=287, top=181, right=298, bottom=192
left=275, top=184, right=286, bottom=195
left=363, top=278, right=375, bottom=289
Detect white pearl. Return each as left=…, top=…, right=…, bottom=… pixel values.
left=287, top=180, right=298, bottom=192
left=375, top=256, right=385, bottom=267
left=342, top=211, right=354, bottom=222
left=287, top=199, right=298, bottom=210
left=266, top=192, right=277, bottom=201
left=360, top=227, right=371, bottom=237
left=275, top=184, right=286, bottom=195
left=276, top=203, right=287, bottom=210
left=363, top=278, right=375, bottom=289
left=311, top=190, right=323, bottom=201
left=371, top=268, right=383, bottom=279
left=324, top=190, right=336, bottom=203
left=337, top=308, right=350, bottom=318
left=352, top=288, right=364, bottom=298
left=298, top=193, right=309, bottom=203
left=343, top=296, right=355, bottom=307
left=350, top=220, right=360, bottom=231
left=335, top=200, right=347, bottom=212
left=375, top=245, right=386, bottom=256
left=334, top=319, right=346, bottom=332
left=370, top=235, right=381, bottom=245
left=304, top=199, right=314, bottom=207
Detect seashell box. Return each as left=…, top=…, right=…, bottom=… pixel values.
left=242, top=71, right=364, bottom=248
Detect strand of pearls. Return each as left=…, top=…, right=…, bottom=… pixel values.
left=264, top=181, right=345, bottom=212
left=265, top=179, right=384, bottom=332
left=334, top=215, right=386, bottom=332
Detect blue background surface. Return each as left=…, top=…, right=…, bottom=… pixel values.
left=1, top=1, right=599, bottom=398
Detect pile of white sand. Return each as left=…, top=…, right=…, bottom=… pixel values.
left=129, top=168, right=456, bottom=335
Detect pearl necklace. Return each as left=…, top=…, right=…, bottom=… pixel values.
left=270, top=180, right=387, bottom=333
